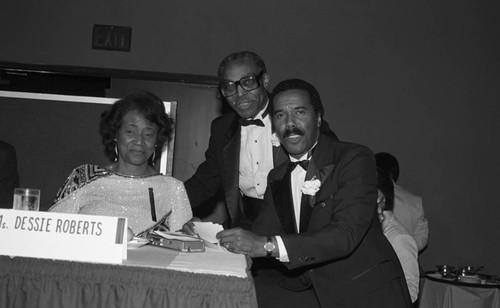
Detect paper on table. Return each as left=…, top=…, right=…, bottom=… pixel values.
left=153, top=230, right=202, bottom=242
left=193, top=221, right=224, bottom=245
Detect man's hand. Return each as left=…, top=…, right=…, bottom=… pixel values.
left=182, top=217, right=201, bottom=236
left=216, top=228, right=267, bottom=257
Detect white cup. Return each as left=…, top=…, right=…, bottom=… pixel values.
left=13, top=188, right=41, bottom=211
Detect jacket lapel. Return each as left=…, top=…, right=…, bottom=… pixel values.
left=299, top=134, right=337, bottom=232
left=299, top=161, right=319, bottom=232
left=222, top=117, right=242, bottom=222
left=270, top=165, right=297, bottom=234
left=299, top=193, right=311, bottom=232
left=272, top=144, right=289, bottom=170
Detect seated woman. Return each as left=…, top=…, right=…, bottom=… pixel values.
left=377, top=168, right=420, bottom=303
left=49, top=91, right=192, bottom=236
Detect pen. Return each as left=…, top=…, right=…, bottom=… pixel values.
left=149, top=187, right=157, bottom=222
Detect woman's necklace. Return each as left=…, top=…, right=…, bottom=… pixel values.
left=106, top=163, right=158, bottom=178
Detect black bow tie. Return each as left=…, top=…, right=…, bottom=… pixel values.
left=239, top=118, right=264, bottom=127
left=288, top=160, right=310, bottom=172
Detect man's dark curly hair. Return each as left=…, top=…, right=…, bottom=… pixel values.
left=99, top=91, right=174, bottom=164
left=270, top=78, right=325, bottom=118
left=377, top=167, right=395, bottom=211
left=375, top=152, right=400, bottom=182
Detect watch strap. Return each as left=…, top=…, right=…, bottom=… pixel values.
left=266, top=236, right=273, bottom=258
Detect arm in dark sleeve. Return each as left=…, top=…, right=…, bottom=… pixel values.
left=184, top=120, right=224, bottom=209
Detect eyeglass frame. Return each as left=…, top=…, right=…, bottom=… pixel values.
left=219, top=70, right=265, bottom=97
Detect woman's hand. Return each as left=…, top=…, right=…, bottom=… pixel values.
left=182, top=217, right=201, bottom=235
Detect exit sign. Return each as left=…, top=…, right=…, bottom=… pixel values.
left=92, top=25, right=132, bottom=52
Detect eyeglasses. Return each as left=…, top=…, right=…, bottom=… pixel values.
left=219, top=71, right=265, bottom=97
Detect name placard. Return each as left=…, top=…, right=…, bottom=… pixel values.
left=0, top=209, right=127, bottom=264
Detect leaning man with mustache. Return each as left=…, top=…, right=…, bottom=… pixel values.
left=216, top=79, right=412, bottom=308
left=184, top=51, right=337, bottom=231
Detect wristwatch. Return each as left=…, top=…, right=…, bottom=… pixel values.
left=263, top=236, right=275, bottom=258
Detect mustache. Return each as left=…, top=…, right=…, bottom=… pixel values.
left=283, top=127, right=304, bottom=138
left=233, top=97, right=252, bottom=104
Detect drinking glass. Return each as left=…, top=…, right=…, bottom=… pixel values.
left=437, top=264, right=455, bottom=278
left=13, top=188, right=41, bottom=211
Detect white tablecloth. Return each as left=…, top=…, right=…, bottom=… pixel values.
left=124, top=244, right=249, bottom=278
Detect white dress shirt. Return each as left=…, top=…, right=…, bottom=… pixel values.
left=393, top=183, right=428, bottom=251
left=239, top=102, right=273, bottom=199
left=382, top=212, right=420, bottom=303
left=276, top=153, right=309, bottom=262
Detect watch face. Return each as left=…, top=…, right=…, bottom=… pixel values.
left=264, top=241, right=275, bottom=252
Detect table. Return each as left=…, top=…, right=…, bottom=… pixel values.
left=0, top=245, right=258, bottom=308
left=418, top=274, right=500, bottom=308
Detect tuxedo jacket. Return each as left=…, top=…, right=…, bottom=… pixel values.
left=184, top=111, right=288, bottom=227
left=185, top=110, right=338, bottom=228
left=252, top=132, right=412, bottom=307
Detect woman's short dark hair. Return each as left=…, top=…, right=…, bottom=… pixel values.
left=377, top=167, right=395, bottom=211
left=270, top=78, right=325, bottom=118
left=99, top=91, right=174, bottom=163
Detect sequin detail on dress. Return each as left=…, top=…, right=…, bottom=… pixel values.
left=49, top=164, right=192, bottom=234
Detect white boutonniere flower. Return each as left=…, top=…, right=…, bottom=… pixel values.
left=271, top=133, right=281, bottom=147
left=301, top=178, right=321, bottom=196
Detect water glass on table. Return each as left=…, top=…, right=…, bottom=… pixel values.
left=13, top=188, right=41, bottom=211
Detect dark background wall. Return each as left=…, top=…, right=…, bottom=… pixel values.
left=1, top=1, right=499, bottom=275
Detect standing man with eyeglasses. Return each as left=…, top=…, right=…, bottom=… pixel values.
left=184, top=51, right=288, bottom=230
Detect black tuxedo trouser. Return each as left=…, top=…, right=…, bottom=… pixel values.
left=253, top=267, right=320, bottom=308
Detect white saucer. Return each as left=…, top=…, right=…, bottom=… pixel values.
left=127, top=237, right=149, bottom=249
left=457, top=275, right=481, bottom=284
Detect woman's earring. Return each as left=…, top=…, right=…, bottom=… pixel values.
left=114, top=141, right=119, bottom=162
left=151, top=145, right=158, bottom=166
